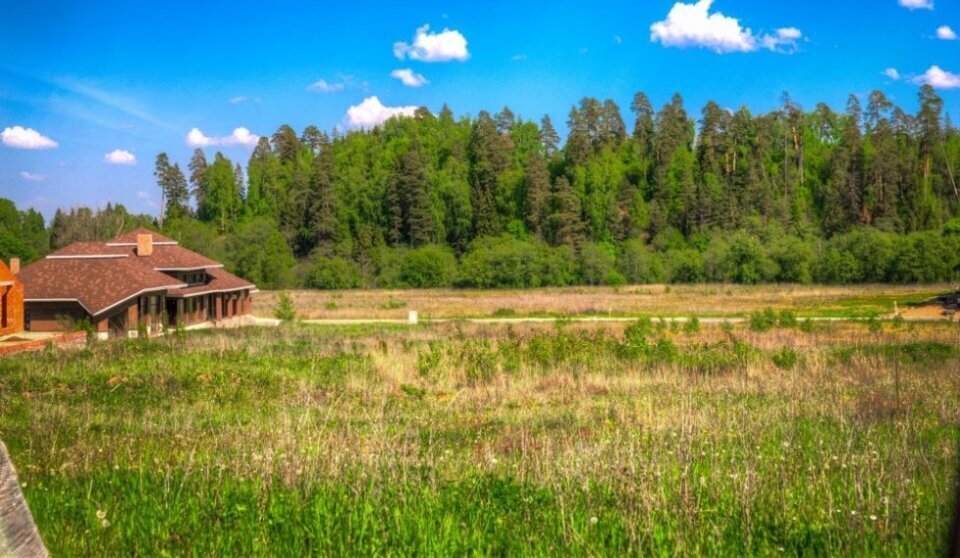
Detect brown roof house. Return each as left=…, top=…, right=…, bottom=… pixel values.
left=0, top=258, right=24, bottom=336
left=18, top=228, right=256, bottom=339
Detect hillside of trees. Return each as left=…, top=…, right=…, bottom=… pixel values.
left=3, top=86, right=960, bottom=288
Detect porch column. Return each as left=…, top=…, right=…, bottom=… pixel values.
left=96, top=317, right=109, bottom=341
left=215, top=295, right=223, bottom=322
left=127, top=300, right=139, bottom=338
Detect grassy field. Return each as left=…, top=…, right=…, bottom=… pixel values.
left=253, top=284, right=955, bottom=321
left=2, top=298, right=959, bottom=555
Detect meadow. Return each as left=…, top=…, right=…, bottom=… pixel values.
left=1, top=287, right=959, bottom=555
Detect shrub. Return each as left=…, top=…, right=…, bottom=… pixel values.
left=772, top=347, right=800, bottom=370
left=303, top=256, right=361, bottom=289
left=662, top=248, right=704, bottom=283
left=400, top=245, right=458, bottom=288
left=727, top=232, right=778, bottom=284
left=777, top=310, right=798, bottom=328
left=770, top=236, right=814, bottom=284
left=683, top=316, right=701, bottom=335
left=226, top=218, right=296, bottom=289
left=579, top=242, right=622, bottom=286
left=749, top=308, right=777, bottom=332
left=617, top=239, right=666, bottom=284
left=889, top=232, right=953, bottom=283
left=459, top=235, right=576, bottom=288
left=274, top=292, right=296, bottom=321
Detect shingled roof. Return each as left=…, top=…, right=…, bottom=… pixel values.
left=167, top=268, right=255, bottom=298
left=20, top=229, right=254, bottom=316
left=19, top=257, right=185, bottom=316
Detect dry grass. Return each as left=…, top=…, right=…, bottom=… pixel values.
left=253, top=284, right=954, bottom=320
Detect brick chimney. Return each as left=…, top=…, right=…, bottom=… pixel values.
left=9, top=258, right=19, bottom=274
left=137, top=234, right=153, bottom=257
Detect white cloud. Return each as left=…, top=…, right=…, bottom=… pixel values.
left=936, top=25, right=956, bottom=40
left=650, top=0, right=802, bottom=54
left=104, top=149, right=136, bottom=165
left=884, top=67, right=901, bottom=80
left=344, top=96, right=418, bottom=130
left=1, top=126, right=58, bottom=149
left=391, top=69, right=429, bottom=87
left=394, top=24, right=469, bottom=62
left=309, top=79, right=346, bottom=93
left=186, top=127, right=260, bottom=148
left=221, top=127, right=260, bottom=147
left=19, top=171, right=45, bottom=182
left=186, top=127, right=217, bottom=147
left=511, top=54, right=527, bottom=61
left=899, top=0, right=933, bottom=9
left=913, top=65, right=960, bottom=89
left=229, top=95, right=260, bottom=104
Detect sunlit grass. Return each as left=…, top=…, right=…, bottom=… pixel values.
left=2, top=320, right=958, bottom=555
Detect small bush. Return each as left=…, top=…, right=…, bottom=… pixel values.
left=400, top=245, right=458, bottom=288
left=304, top=256, right=361, bottom=290
left=274, top=292, right=297, bottom=321
left=749, top=308, right=778, bottom=332
left=772, top=347, right=800, bottom=370
left=683, top=316, right=701, bottom=335
left=777, top=310, right=798, bottom=328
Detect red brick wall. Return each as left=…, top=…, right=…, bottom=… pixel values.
left=0, top=262, right=23, bottom=335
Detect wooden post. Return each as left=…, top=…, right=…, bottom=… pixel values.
left=0, top=439, right=49, bottom=557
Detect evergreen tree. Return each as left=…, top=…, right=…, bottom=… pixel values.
left=524, top=152, right=550, bottom=237
left=188, top=148, right=208, bottom=218
left=540, top=115, right=560, bottom=159
left=546, top=176, right=585, bottom=247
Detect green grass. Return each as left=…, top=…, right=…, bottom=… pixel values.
left=2, top=323, right=958, bottom=555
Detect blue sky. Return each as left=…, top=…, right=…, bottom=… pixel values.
left=1, top=0, right=957, bottom=219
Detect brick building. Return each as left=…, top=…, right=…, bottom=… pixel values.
left=0, top=258, right=24, bottom=335
left=18, top=228, right=256, bottom=339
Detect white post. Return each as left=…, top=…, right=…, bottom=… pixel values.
left=408, top=310, right=418, bottom=325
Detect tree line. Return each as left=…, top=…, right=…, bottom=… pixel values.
left=2, top=86, right=959, bottom=288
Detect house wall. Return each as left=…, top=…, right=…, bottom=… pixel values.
left=24, top=301, right=88, bottom=332
left=0, top=263, right=23, bottom=335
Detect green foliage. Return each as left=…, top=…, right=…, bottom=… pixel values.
left=226, top=218, right=296, bottom=289
left=400, top=245, right=458, bottom=288
left=274, top=292, right=296, bottom=321
left=617, top=239, right=665, bottom=284
left=459, top=235, right=576, bottom=288
left=579, top=242, right=624, bottom=286
left=749, top=308, right=778, bottom=332
left=683, top=316, right=701, bottom=335
left=9, top=86, right=960, bottom=289
left=772, top=347, right=800, bottom=370
left=304, top=256, right=361, bottom=290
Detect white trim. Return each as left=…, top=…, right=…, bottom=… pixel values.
left=155, top=265, right=224, bottom=271
left=0, top=281, right=13, bottom=287
left=24, top=297, right=93, bottom=314
left=26, top=283, right=186, bottom=317
left=167, top=286, right=254, bottom=298
left=46, top=254, right=129, bottom=260
left=105, top=241, right=178, bottom=247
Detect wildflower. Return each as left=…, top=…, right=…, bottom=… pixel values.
left=850, top=510, right=857, bottom=516
left=590, top=516, right=598, bottom=525
left=869, top=514, right=877, bottom=521
left=491, top=457, right=498, bottom=465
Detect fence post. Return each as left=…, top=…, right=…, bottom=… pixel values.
left=0, top=439, right=48, bottom=557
